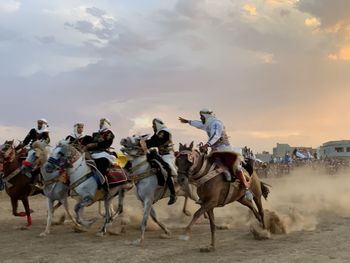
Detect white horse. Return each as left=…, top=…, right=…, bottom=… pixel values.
left=31, top=141, right=128, bottom=236
left=120, top=135, right=198, bottom=245
left=21, top=141, right=78, bottom=236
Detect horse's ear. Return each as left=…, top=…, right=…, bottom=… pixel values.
left=179, top=143, right=183, bottom=151
left=189, top=141, right=194, bottom=150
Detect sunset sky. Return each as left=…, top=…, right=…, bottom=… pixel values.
left=0, top=0, right=349, bottom=153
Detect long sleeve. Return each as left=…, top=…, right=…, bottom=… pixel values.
left=146, top=131, right=171, bottom=148
left=97, top=131, right=114, bottom=149
left=23, top=129, right=36, bottom=146
left=207, top=120, right=224, bottom=146
left=189, top=120, right=205, bottom=130
left=146, top=134, right=159, bottom=148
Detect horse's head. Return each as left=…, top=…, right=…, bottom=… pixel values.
left=47, top=141, right=80, bottom=169
left=120, top=134, right=149, bottom=158
left=175, top=142, right=200, bottom=181
left=0, top=140, right=16, bottom=172
left=21, top=141, right=49, bottom=172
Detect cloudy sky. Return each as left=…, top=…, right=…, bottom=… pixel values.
left=0, top=0, right=349, bottom=153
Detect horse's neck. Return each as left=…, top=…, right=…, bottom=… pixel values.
left=67, top=155, right=90, bottom=179
left=4, top=152, right=21, bottom=176
left=192, top=153, right=206, bottom=174
left=131, top=155, right=150, bottom=174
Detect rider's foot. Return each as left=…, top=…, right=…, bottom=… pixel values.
left=168, top=195, right=177, bottom=205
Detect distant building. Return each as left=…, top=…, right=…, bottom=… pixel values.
left=273, top=143, right=292, bottom=158
left=272, top=143, right=316, bottom=158
left=319, top=140, right=350, bottom=159
left=255, top=151, right=272, bottom=163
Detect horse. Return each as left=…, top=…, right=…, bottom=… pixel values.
left=176, top=142, right=270, bottom=252
left=22, top=140, right=82, bottom=236
left=41, top=141, right=130, bottom=236
left=120, top=135, right=199, bottom=245
left=0, top=140, right=42, bottom=228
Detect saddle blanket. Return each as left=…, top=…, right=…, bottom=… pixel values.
left=107, top=164, right=127, bottom=185
left=91, top=151, right=117, bottom=164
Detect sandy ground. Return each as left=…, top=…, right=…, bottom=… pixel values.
left=1, top=168, right=350, bottom=263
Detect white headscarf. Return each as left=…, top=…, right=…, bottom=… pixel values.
left=36, top=118, right=49, bottom=134
left=71, top=123, right=84, bottom=139
left=200, top=108, right=217, bottom=127
left=153, top=118, right=166, bottom=133
left=99, top=118, right=111, bottom=132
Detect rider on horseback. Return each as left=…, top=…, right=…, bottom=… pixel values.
left=84, top=118, right=115, bottom=181
left=140, top=118, right=177, bottom=205
left=18, top=119, right=50, bottom=187
left=179, top=108, right=253, bottom=201
left=66, top=123, right=87, bottom=149
left=22, top=118, right=50, bottom=147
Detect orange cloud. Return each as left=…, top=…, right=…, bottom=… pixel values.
left=304, top=17, right=321, bottom=27
left=243, top=4, right=257, bottom=16
left=328, top=46, right=350, bottom=60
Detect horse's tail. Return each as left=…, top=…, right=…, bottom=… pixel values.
left=260, top=181, right=271, bottom=200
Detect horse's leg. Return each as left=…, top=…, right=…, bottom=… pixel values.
left=182, top=196, right=191, bottom=217
left=11, top=197, right=24, bottom=217
left=237, top=198, right=261, bottom=223
left=150, top=207, right=170, bottom=236
left=21, top=197, right=32, bottom=227
left=200, top=208, right=216, bottom=252
left=40, top=198, right=54, bottom=237
left=52, top=201, right=62, bottom=214
left=97, top=195, right=112, bottom=237
left=74, top=196, right=96, bottom=228
left=62, top=198, right=84, bottom=231
left=139, top=199, right=153, bottom=245
left=115, top=189, right=125, bottom=216
left=179, top=203, right=211, bottom=241
left=98, top=201, right=104, bottom=217
left=253, top=196, right=265, bottom=229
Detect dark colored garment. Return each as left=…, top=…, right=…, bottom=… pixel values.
left=23, top=128, right=50, bottom=146
left=89, top=130, right=115, bottom=152
left=146, top=130, right=173, bottom=155
left=65, top=135, right=91, bottom=148
left=94, top=158, right=110, bottom=176
left=88, top=130, right=115, bottom=178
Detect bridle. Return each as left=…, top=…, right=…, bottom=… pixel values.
left=176, top=149, right=199, bottom=177
left=0, top=144, right=16, bottom=167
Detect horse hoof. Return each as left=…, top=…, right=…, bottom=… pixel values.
left=160, top=233, right=171, bottom=239
left=16, top=212, right=26, bottom=217
left=200, top=246, right=215, bottom=253
left=178, top=235, right=190, bottom=241
left=39, top=232, right=48, bottom=237
left=96, top=232, right=105, bottom=237
left=20, top=225, right=29, bottom=231
left=125, top=239, right=142, bottom=246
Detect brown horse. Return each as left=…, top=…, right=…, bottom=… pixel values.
left=176, top=142, right=270, bottom=252
left=0, top=140, right=42, bottom=227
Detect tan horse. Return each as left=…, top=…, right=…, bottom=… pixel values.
left=0, top=140, right=42, bottom=228
left=176, top=142, right=270, bottom=252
